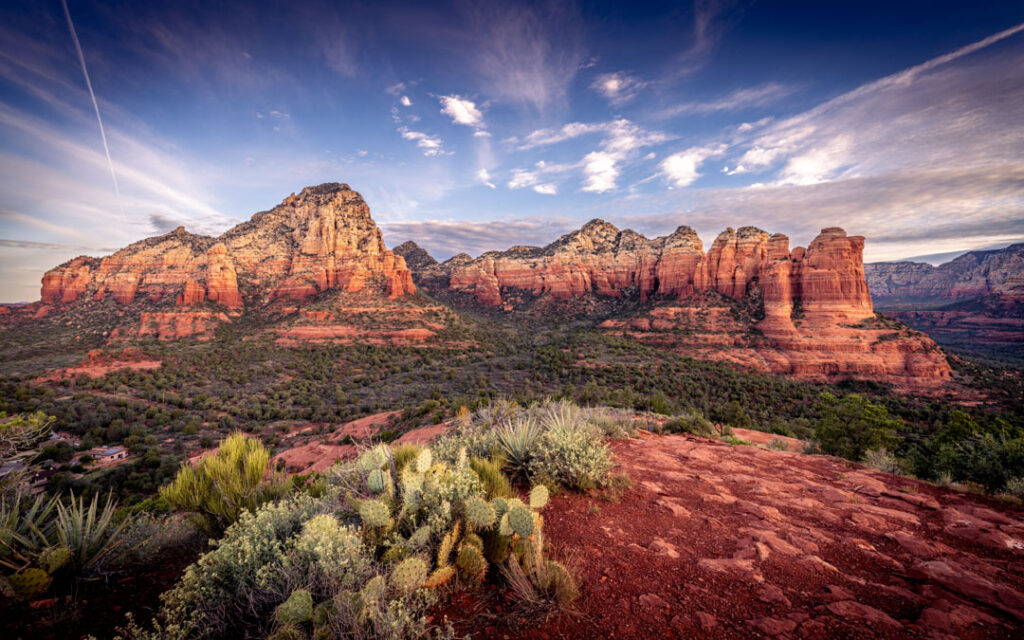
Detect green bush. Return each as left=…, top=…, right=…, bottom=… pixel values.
left=813, top=393, right=901, bottom=461
left=529, top=423, right=611, bottom=491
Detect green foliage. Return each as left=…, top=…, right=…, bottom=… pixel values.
left=160, top=432, right=285, bottom=532
left=367, top=469, right=388, bottom=494
left=1005, top=477, right=1024, bottom=500
left=276, top=589, right=313, bottom=625
left=813, top=393, right=902, bottom=461
left=359, top=500, right=392, bottom=528
left=0, top=411, right=54, bottom=459
left=662, top=409, right=715, bottom=437
left=469, top=456, right=512, bottom=499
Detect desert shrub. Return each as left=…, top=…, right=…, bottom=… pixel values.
left=1004, top=477, right=1024, bottom=500
left=160, top=432, right=289, bottom=532
left=767, top=438, right=789, bottom=451
left=862, top=448, right=902, bottom=475
left=54, top=493, right=131, bottom=573
left=662, top=409, right=715, bottom=437
left=934, top=433, right=1024, bottom=493
left=529, top=423, right=611, bottom=491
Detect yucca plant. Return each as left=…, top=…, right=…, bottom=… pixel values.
left=54, top=493, right=129, bottom=573
left=496, top=417, right=542, bottom=480
left=539, top=401, right=586, bottom=434
left=0, top=493, right=58, bottom=572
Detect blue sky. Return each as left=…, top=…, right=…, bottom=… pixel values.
left=1, top=0, right=1023, bottom=302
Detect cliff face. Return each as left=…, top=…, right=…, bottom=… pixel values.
left=406, top=221, right=949, bottom=388
left=865, top=244, right=1024, bottom=307
left=39, top=183, right=416, bottom=312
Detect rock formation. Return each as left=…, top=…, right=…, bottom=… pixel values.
left=38, top=183, right=416, bottom=313
left=865, top=243, right=1024, bottom=306
left=403, top=220, right=951, bottom=388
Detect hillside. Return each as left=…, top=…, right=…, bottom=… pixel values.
left=865, top=245, right=1024, bottom=362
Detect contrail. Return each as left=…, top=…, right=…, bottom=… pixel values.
left=61, top=0, right=121, bottom=207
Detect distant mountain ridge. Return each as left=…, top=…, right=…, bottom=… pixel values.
left=865, top=244, right=1024, bottom=307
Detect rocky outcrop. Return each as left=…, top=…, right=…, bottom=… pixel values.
left=38, top=183, right=415, bottom=310
left=408, top=221, right=949, bottom=387
left=393, top=241, right=439, bottom=272
left=865, top=244, right=1024, bottom=307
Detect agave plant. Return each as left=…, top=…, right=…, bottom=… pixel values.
left=54, top=493, right=129, bottom=573
left=0, top=493, right=58, bottom=572
left=496, top=417, right=543, bottom=479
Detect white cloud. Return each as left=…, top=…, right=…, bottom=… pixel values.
left=659, top=145, right=725, bottom=187
left=397, top=126, right=447, bottom=156
left=590, top=71, right=648, bottom=105
left=513, top=122, right=608, bottom=150
left=507, top=160, right=577, bottom=190
left=386, top=82, right=406, bottom=95
left=439, top=95, right=485, bottom=129
left=533, top=184, right=557, bottom=195
left=473, top=130, right=491, bottom=138
left=400, top=95, right=412, bottom=107
left=477, top=168, right=496, bottom=189
left=776, top=135, right=852, bottom=186
left=581, top=151, right=618, bottom=193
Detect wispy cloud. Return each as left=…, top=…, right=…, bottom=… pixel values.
left=591, top=71, right=648, bottom=105
left=656, top=82, right=794, bottom=119
left=476, top=168, right=495, bottom=189
left=659, top=145, right=726, bottom=187
left=0, top=238, right=117, bottom=252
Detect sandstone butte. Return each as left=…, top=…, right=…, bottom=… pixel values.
left=38, top=183, right=416, bottom=313
left=398, top=221, right=952, bottom=388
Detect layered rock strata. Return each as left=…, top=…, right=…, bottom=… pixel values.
left=39, top=183, right=416, bottom=311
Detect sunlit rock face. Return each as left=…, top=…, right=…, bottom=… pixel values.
left=409, top=221, right=950, bottom=388
left=39, top=183, right=416, bottom=311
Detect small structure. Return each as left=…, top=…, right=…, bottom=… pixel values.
left=90, top=446, right=128, bottom=463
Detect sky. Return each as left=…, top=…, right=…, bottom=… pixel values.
left=1, top=0, right=1023, bottom=302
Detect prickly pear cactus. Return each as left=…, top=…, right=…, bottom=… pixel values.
left=359, top=444, right=390, bottom=472
left=423, top=564, right=456, bottom=588
left=498, top=512, right=513, bottom=537
left=390, top=557, right=428, bottom=595
left=507, top=505, right=534, bottom=537
left=463, top=533, right=483, bottom=550
left=408, top=525, right=432, bottom=548
left=8, top=568, right=51, bottom=600
left=491, top=496, right=509, bottom=519
left=415, top=448, right=432, bottom=473
left=456, top=544, right=487, bottom=579
left=546, top=560, right=578, bottom=604
left=464, top=496, right=496, bottom=529
left=359, top=500, right=392, bottom=528
left=381, top=544, right=409, bottom=564
left=529, top=485, right=549, bottom=509
left=276, top=589, right=313, bottom=625
left=40, top=545, right=72, bottom=574
left=437, top=520, right=461, bottom=567
left=367, top=468, right=389, bottom=494
left=360, top=575, right=386, bottom=608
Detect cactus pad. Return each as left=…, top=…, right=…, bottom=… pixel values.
left=546, top=561, right=578, bottom=604
left=360, top=575, right=386, bottom=607
left=409, top=525, right=432, bottom=547
left=456, top=544, right=487, bottom=579
left=507, top=505, right=534, bottom=537
left=40, top=545, right=72, bottom=574
left=437, top=520, right=460, bottom=566
left=463, top=533, right=484, bottom=550
left=529, top=485, right=549, bottom=509
left=367, top=468, right=389, bottom=493
left=359, top=500, right=392, bottom=528
left=423, top=564, right=456, bottom=588
left=498, top=512, right=513, bottom=537
left=8, top=568, right=51, bottom=599
left=415, top=448, right=432, bottom=473
left=464, top=496, right=496, bottom=529
left=490, top=497, right=509, bottom=519
left=381, top=544, right=409, bottom=564
left=390, top=557, right=428, bottom=594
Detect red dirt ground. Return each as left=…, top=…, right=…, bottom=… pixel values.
left=444, top=432, right=1024, bottom=639
left=269, top=412, right=398, bottom=472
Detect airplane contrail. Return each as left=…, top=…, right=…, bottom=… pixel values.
left=61, top=0, right=121, bottom=207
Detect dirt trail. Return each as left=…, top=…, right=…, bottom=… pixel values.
left=468, top=433, right=1024, bottom=639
